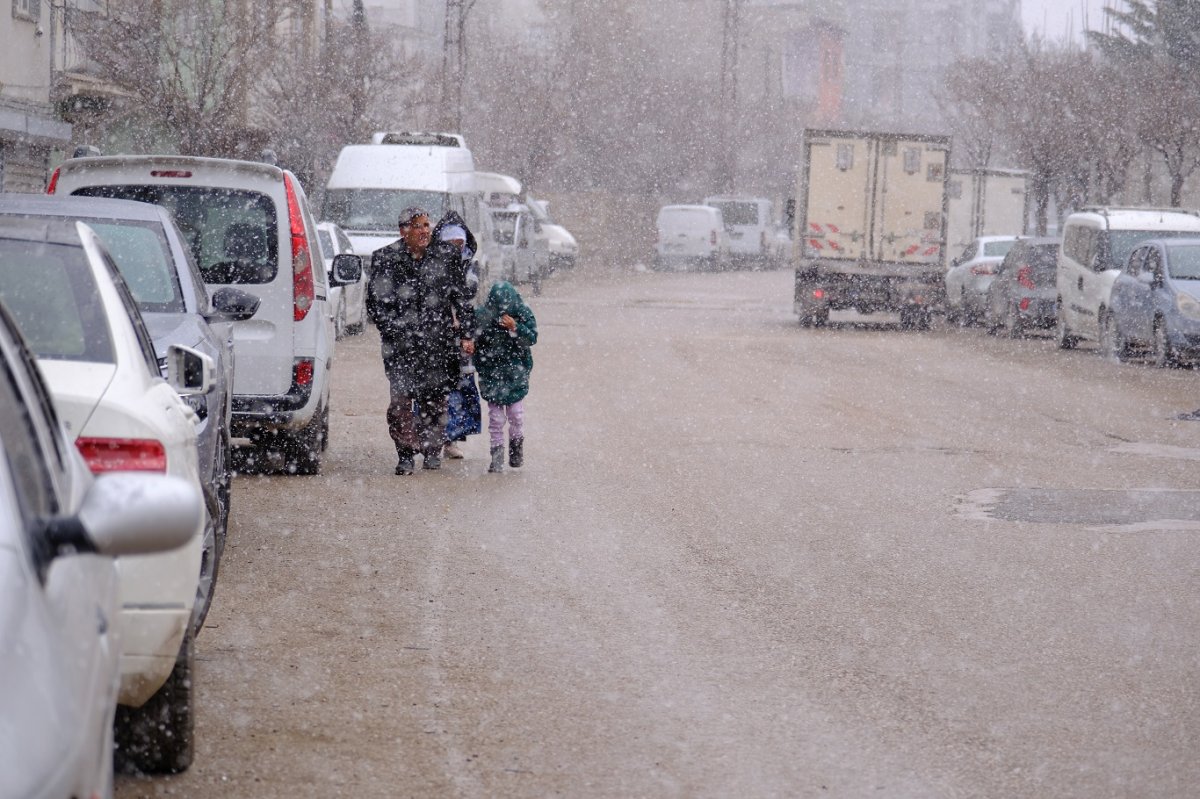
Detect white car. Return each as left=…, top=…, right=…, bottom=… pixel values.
left=0, top=294, right=201, bottom=799
left=317, top=221, right=366, bottom=339
left=50, top=154, right=357, bottom=475
left=527, top=197, right=579, bottom=271
left=655, top=204, right=730, bottom=271
left=704, top=195, right=772, bottom=268
left=0, top=216, right=212, bottom=774
left=1056, top=206, right=1200, bottom=349
left=944, top=236, right=1021, bottom=323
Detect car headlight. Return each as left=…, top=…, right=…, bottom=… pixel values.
left=1176, top=293, right=1200, bottom=321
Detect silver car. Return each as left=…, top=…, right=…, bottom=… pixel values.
left=0, top=193, right=259, bottom=634
left=0, top=298, right=201, bottom=799
left=945, top=235, right=1021, bottom=324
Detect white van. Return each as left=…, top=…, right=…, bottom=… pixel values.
left=324, top=136, right=479, bottom=260
left=475, top=171, right=523, bottom=208
left=49, top=155, right=355, bottom=474
left=1056, top=206, right=1200, bottom=348
left=655, top=204, right=729, bottom=271
left=704, top=195, right=771, bottom=267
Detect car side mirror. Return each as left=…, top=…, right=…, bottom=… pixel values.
left=207, top=286, right=260, bottom=322
left=166, top=344, right=215, bottom=396
left=330, top=253, right=363, bottom=287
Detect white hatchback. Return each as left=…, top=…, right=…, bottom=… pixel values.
left=0, top=216, right=212, bottom=774
left=944, top=236, right=1021, bottom=323
left=317, top=221, right=366, bottom=339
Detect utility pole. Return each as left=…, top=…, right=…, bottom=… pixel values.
left=442, top=0, right=477, bottom=132
left=349, top=0, right=368, bottom=126
left=718, top=0, right=742, bottom=193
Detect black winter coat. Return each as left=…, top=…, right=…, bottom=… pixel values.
left=366, top=240, right=474, bottom=396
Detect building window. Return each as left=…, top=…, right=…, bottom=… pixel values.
left=12, top=0, right=41, bottom=22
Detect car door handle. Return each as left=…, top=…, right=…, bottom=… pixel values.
left=96, top=606, right=108, bottom=635
left=1077, top=276, right=1084, bottom=292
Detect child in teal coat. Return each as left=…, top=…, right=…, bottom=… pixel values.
left=473, top=281, right=538, bottom=472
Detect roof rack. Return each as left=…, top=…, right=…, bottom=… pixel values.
left=373, top=131, right=463, bottom=148
left=1077, top=205, right=1200, bottom=218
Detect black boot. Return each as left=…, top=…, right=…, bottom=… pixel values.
left=489, top=445, right=504, bottom=473
left=395, top=449, right=415, bottom=475
left=509, top=437, right=524, bottom=468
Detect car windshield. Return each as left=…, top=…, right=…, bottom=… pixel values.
left=1108, top=229, right=1199, bottom=269
left=0, top=238, right=114, bottom=363
left=983, top=240, right=1016, bottom=257
left=709, top=202, right=759, bottom=226
left=85, top=220, right=185, bottom=313
left=492, top=213, right=517, bottom=245
left=323, top=189, right=447, bottom=233
left=73, top=185, right=278, bottom=285
left=1166, top=244, right=1200, bottom=279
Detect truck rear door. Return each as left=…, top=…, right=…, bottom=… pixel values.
left=871, top=137, right=948, bottom=268
left=802, top=135, right=870, bottom=261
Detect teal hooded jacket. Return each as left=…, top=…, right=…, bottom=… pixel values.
left=473, top=281, right=537, bottom=405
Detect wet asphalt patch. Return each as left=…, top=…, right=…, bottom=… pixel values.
left=958, top=488, right=1200, bottom=530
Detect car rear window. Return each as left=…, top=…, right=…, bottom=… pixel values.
left=708, top=202, right=759, bottom=226
left=660, top=209, right=717, bottom=230
left=324, top=189, right=447, bottom=233
left=85, top=220, right=184, bottom=312
left=983, top=240, right=1016, bottom=257
left=0, top=239, right=114, bottom=363
left=72, top=185, right=278, bottom=285
left=1167, top=244, right=1200, bottom=279
left=492, top=213, right=517, bottom=245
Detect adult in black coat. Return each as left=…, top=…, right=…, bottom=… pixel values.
left=366, top=207, right=475, bottom=474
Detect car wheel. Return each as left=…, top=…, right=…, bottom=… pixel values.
left=1055, top=300, right=1077, bottom=349
left=1152, top=319, right=1177, bottom=368
left=189, top=436, right=227, bottom=637
left=114, top=628, right=195, bottom=775
left=1005, top=302, right=1025, bottom=339
left=1098, top=310, right=1124, bottom=361
left=284, top=404, right=327, bottom=475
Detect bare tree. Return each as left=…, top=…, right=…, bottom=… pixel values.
left=70, top=0, right=305, bottom=156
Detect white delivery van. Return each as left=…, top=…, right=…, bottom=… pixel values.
left=50, top=155, right=354, bottom=474
left=704, top=195, right=772, bottom=267
left=324, top=133, right=477, bottom=259
left=655, top=205, right=729, bottom=271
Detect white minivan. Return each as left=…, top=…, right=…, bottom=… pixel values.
left=324, top=133, right=482, bottom=261
left=49, top=155, right=358, bottom=474
left=655, top=204, right=729, bottom=271
left=1056, top=206, right=1200, bottom=349
left=704, top=195, right=772, bottom=267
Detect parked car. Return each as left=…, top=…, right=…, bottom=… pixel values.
left=527, top=198, right=578, bottom=271
left=0, top=192, right=257, bottom=633
left=1055, top=206, right=1200, bottom=349
left=984, top=237, right=1061, bottom=337
left=0, top=216, right=212, bottom=773
left=49, top=154, right=360, bottom=474
left=1103, top=238, right=1200, bottom=366
left=317, top=221, right=366, bottom=339
left=0, top=296, right=201, bottom=799
left=944, top=236, right=1021, bottom=323
left=655, top=204, right=729, bottom=271
left=704, top=195, right=772, bottom=268
left=491, top=203, right=544, bottom=292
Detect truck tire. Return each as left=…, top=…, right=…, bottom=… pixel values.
left=115, top=628, right=195, bottom=775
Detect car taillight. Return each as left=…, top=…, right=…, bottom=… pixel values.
left=293, top=358, right=314, bottom=387
left=46, top=167, right=60, bottom=194
left=76, top=438, right=167, bottom=473
left=1017, top=265, right=1035, bottom=289
left=970, top=265, right=994, bottom=276
left=283, top=173, right=315, bottom=322
left=813, top=288, right=825, bottom=300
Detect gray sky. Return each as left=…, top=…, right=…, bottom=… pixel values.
left=1022, top=0, right=1110, bottom=42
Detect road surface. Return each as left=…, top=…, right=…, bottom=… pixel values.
left=118, top=266, right=1200, bottom=798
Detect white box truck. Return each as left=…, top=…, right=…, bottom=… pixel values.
left=793, top=129, right=951, bottom=329
left=946, top=168, right=1028, bottom=258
